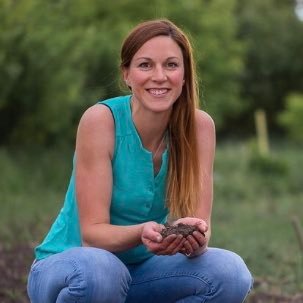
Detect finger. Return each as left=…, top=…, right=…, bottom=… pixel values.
left=179, top=247, right=187, bottom=254
left=142, top=233, right=162, bottom=245
left=192, top=231, right=207, bottom=246
left=152, top=224, right=166, bottom=241
left=170, top=238, right=186, bottom=255
left=186, top=235, right=200, bottom=251
left=182, top=239, right=193, bottom=255
left=144, top=233, right=176, bottom=253
left=153, top=234, right=178, bottom=254
left=146, top=233, right=163, bottom=243
left=163, top=234, right=179, bottom=245
left=196, top=221, right=208, bottom=233
left=163, top=234, right=183, bottom=254
left=157, top=235, right=183, bottom=255
left=157, top=224, right=166, bottom=233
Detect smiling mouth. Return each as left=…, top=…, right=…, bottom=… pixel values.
left=147, top=88, right=169, bottom=96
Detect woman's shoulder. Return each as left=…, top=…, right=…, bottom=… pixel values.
left=195, top=109, right=215, bottom=133
left=79, top=103, right=114, bottom=130
left=194, top=110, right=216, bottom=158
left=80, top=95, right=130, bottom=126
left=76, top=103, right=115, bottom=158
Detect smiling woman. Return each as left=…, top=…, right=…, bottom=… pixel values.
left=123, top=35, right=185, bottom=115
left=27, top=19, right=253, bottom=303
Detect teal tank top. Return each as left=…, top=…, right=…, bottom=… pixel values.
left=35, top=95, right=169, bottom=264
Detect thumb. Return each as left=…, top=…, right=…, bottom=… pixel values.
left=142, top=223, right=163, bottom=243
left=196, top=220, right=208, bottom=232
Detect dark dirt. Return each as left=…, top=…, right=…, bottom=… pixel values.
left=0, top=242, right=302, bottom=303
left=248, top=292, right=303, bottom=303
left=160, top=223, right=204, bottom=238
left=0, top=242, right=34, bottom=303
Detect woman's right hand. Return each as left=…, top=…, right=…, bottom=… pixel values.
left=141, top=222, right=186, bottom=256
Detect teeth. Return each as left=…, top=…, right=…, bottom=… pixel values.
left=149, top=89, right=168, bottom=95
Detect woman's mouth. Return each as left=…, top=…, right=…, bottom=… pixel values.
left=147, top=88, right=169, bottom=96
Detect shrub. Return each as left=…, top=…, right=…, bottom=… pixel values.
left=278, top=93, right=303, bottom=143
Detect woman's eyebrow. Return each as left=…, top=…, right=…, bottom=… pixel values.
left=134, top=56, right=181, bottom=61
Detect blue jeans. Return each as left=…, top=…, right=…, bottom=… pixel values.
left=27, top=247, right=253, bottom=303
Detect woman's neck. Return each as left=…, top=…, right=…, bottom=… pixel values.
left=131, top=101, right=170, bottom=151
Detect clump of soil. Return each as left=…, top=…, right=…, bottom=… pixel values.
left=160, top=223, right=204, bottom=238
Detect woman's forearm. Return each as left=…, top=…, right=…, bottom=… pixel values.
left=81, top=223, right=145, bottom=252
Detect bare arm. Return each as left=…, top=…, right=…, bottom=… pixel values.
left=195, top=109, right=216, bottom=239
left=75, top=104, right=145, bottom=252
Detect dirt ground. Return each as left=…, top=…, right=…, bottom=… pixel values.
left=0, top=242, right=33, bottom=303
left=0, top=242, right=302, bottom=303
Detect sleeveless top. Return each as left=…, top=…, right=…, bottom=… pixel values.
left=35, top=95, right=169, bottom=264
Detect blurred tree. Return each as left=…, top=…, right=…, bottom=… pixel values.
left=234, top=0, right=303, bottom=136
left=0, top=0, right=243, bottom=145
left=278, top=93, right=303, bottom=143
left=0, top=0, right=121, bottom=144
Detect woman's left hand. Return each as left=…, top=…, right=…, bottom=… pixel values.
left=173, top=217, right=208, bottom=257
left=141, top=221, right=186, bottom=256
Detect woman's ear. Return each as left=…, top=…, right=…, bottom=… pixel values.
left=122, top=69, right=130, bottom=87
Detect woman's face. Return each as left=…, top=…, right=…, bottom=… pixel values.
left=123, top=35, right=185, bottom=113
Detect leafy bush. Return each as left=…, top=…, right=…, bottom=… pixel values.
left=278, top=93, right=303, bottom=143
left=0, top=0, right=245, bottom=145
left=248, top=152, right=288, bottom=176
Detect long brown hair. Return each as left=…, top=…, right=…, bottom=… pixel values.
left=120, top=19, right=200, bottom=218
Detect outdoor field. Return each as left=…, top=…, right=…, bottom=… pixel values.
left=1, top=141, right=302, bottom=302
left=1, top=1, right=303, bottom=302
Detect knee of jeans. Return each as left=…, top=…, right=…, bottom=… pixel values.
left=66, top=247, right=132, bottom=302
left=212, top=250, right=253, bottom=300
left=226, top=251, right=252, bottom=288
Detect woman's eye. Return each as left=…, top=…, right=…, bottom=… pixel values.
left=167, top=62, right=178, bottom=68
left=138, top=62, right=150, bottom=69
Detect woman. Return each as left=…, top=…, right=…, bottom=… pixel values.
left=27, top=19, right=253, bottom=303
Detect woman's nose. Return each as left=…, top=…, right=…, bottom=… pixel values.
left=151, top=66, right=167, bottom=82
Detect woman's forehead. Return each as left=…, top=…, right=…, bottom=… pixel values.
left=133, top=36, right=183, bottom=60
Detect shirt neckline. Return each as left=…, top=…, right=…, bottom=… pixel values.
left=126, top=95, right=168, bottom=179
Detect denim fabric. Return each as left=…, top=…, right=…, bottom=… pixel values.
left=27, top=247, right=253, bottom=303
left=126, top=248, right=253, bottom=303
left=27, top=247, right=131, bottom=303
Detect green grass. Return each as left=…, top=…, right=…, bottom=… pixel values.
left=212, top=140, right=303, bottom=295
left=0, top=146, right=72, bottom=246
left=0, top=140, right=302, bottom=298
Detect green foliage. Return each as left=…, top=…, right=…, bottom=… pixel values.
left=1, top=0, right=303, bottom=144
left=236, top=0, right=303, bottom=133
left=246, top=139, right=289, bottom=176
left=0, top=145, right=73, bottom=243
left=0, top=0, right=124, bottom=144
left=248, top=153, right=289, bottom=176
left=278, top=93, right=303, bottom=143
left=0, top=0, right=244, bottom=144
